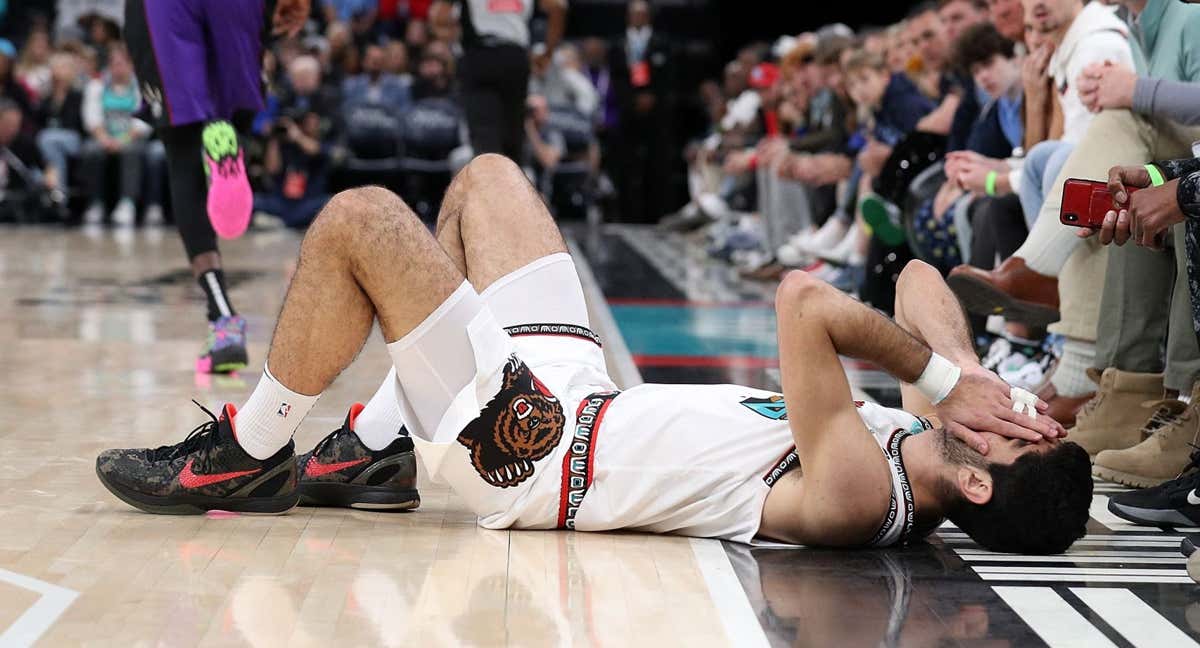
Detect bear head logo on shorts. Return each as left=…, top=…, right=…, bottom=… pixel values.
left=456, top=355, right=567, bottom=488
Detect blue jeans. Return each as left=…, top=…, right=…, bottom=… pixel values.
left=36, top=128, right=81, bottom=191
left=254, top=192, right=330, bottom=228
left=1018, top=140, right=1074, bottom=229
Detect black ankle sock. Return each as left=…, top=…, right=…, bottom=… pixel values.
left=198, top=269, right=236, bottom=321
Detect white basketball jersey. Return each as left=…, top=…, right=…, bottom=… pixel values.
left=569, top=383, right=934, bottom=545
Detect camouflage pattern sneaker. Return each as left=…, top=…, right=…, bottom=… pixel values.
left=197, top=314, right=249, bottom=374
left=96, top=402, right=299, bottom=515
left=298, top=404, right=420, bottom=510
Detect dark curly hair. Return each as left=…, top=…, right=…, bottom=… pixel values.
left=952, top=22, right=1016, bottom=74
left=948, top=441, right=1093, bottom=554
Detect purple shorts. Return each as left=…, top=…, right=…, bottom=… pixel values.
left=125, top=0, right=267, bottom=127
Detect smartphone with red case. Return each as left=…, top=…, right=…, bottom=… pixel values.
left=1060, top=178, right=1139, bottom=228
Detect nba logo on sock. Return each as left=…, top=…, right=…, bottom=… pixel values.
left=277, top=403, right=291, bottom=418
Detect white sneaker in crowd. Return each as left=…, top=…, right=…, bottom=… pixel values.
left=818, top=222, right=863, bottom=266
left=83, top=202, right=104, bottom=226
left=797, top=216, right=850, bottom=256
left=143, top=204, right=164, bottom=226
left=111, top=198, right=136, bottom=227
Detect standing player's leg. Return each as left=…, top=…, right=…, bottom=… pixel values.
left=96, top=187, right=472, bottom=514
left=124, top=0, right=250, bottom=374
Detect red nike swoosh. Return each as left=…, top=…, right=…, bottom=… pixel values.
left=179, top=459, right=261, bottom=489
left=305, top=457, right=369, bottom=478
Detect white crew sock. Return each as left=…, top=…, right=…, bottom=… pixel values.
left=354, top=367, right=410, bottom=451
left=1050, top=339, right=1097, bottom=398
left=234, top=363, right=320, bottom=460
left=1013, top=201, right=1085, bottom=277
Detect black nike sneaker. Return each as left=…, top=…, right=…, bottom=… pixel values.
left=1107, top=448, right=1200, bottom=527
left=297, top=403, right=420, bottom=510
left=96, top=402, right=299, bottom=515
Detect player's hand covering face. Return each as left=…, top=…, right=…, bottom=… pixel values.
left=935, top=365, right=1065, bottom=454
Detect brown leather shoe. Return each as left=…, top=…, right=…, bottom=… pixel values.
left=947, top=257, right=1060, bottom=327
left=1036, top=380, right=1094, bottom=428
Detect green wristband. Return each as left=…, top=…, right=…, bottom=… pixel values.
left=1145, top=164, right=1165, bottom=187
left=985, top=170, right=998, bottom=196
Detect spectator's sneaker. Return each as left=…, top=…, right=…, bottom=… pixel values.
left=202, top=120, right=253, bottom=239
left=297, top=404, right=420, bottom=510
left=659, top=203, right=714, bottom=232
left=82, top=202, right=104, bottom=226
left=95, top=402, right=299, bottom=515
left=859, top=193, right=906, bottom=246
left=795, top=216, right=849, bottom=256
left=1107, top=448, right=1200, bottom=526
left=111, top=198, right=136, bottom=227
left=197, top=315, right=249, bottom=374
left=144, top=204, right=164, bottom=226
left=817, top=223, right=863, bottom=266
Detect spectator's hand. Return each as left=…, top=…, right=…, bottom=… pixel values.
left=936, top=364, right=1063, bottom=455
left=954, top=161, right=992, bottom=195
left=101, top=135, right=122, bottom=153
left=1127, top=178, right=1184, bottom=248
left=723, top=149, right=756, bottom=175
left=858, top=140, right=891, bottom=177
left=272, top=0, right=310, bottom=37
left=1076, top=165, right=1149, bottom=245
left=1077, top=61, right=1137, bottom=113
left=1022, top=42, right=1054, bottom=101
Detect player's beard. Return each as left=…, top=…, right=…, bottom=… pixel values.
left=935, top=427, right=988, bottom=507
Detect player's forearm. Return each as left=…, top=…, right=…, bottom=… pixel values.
left=893, top=260, right=977, bottom=366
left=787, top=275, right=931, bottom=384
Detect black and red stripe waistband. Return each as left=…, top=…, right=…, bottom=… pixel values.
left=557, top=391, right=620, bottom=529
left=504, top=323, right=603, bottom=347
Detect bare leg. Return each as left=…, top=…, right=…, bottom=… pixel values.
left=266, top=186, right=465, bottom=395
left=434, top=154, right=567, bottom=291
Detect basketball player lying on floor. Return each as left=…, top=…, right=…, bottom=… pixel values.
left=96, top=154, right=1092, bottom=554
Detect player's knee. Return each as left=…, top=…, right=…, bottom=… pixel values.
left=776, top=270, right=825, bottom=310
left=463, top=153, right=522, bottom=180
left=897, top=259, right=936, bottom=288
left=316, top=186, right=410, bottom=235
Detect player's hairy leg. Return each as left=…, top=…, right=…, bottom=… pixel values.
left=267, top=186, right=465, bottom=395
left=434, top=153, right=568, bottom=291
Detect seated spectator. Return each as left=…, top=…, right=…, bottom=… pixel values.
left=0, top=38, right=34, bottom=124
left=524, top=94, right=564, bottom=183
left=341, top=43, right=411, bottom=111
left=384, top=40, right=412, bottom=82
left=34, top=52, right=84, bottom=204
left=326, top=0, right=380, bottom=39
left=0, top=99, right=51, bottom=220
left=529, top=42, right=598, bottom=119
left=411, top=48, right=453, bottom=100
left=79, top=43, right=153, bottom=226
left=274, top=55, right=339, bottom=140
left=16, top=28, right=53, bottom=100
left=581, top=37, right=617, bottom=134
left=254, top=111, right=331, bottom=228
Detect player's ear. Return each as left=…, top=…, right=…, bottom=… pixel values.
left=955, top=465, right=993, bottom=506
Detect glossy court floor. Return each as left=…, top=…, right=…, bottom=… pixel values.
left=2, top=223, right=1199, bottom=647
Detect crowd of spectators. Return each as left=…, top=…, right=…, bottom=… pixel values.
left=669, top=0, right=1200, bottom=514
left=0, top=0, right=679, bottom=226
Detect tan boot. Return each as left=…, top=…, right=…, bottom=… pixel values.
left=1094, top=386, right=1200, bottom=487
left=1068, top=368, right=1165, bottom=458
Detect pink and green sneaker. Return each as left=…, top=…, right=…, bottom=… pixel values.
left=196, top=314, right=248, bottom=374
left=202, top=121, right=253, bottom=239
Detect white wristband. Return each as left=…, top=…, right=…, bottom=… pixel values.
left=915, top=352, right=962, bottom=405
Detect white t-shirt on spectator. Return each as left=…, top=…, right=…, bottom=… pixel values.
left=1048, top=1, right=1133, bottom=144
